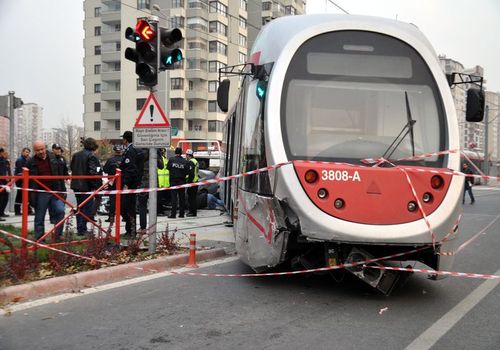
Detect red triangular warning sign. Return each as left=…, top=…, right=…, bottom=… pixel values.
left=134, top=92, right=170, bottom=127
left=366, top=181, right=382, bottom=194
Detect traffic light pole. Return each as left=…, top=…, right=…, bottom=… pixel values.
left=148, top=16, right=159, bottom=254
left=8, top=91, right=16, bottom=213
left=484, top=105, right=489, bottom=177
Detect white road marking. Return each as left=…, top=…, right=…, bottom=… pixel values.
left=1, top=256, right=239, bottom=314
left=404, top=268, right=500, bottom=350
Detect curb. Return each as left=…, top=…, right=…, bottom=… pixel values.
left=0, top=248, right=226, bottom=305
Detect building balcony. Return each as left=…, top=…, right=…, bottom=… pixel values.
left=168, top=110, right=184, bottom=119
left=185, top=130, right=207, bottom=139
left=187, top=48, right=208, bottom=59
left=101, top=50, right=121, bottom=62
left=186, top=69, right=208, bottom=80
left=101, top=70, right=121, bottom=81
left=186, top=7, right=208, bottom=19
left=101, top=10, right=121, bottom=23
left=101, top=110, right=120, bottom=120
left=207, top=13, right=229, bottom=25
left=207, top=131, right=223, bottom=141
left=185, top=110, right=207, bottom=120
left=186, top=28, right=207, bottom=40
left=101, top=90, right=120, bottom=100
left=101, top=30, right=121, bottom=43
left=186, top=90, right=208, bottom=100
left=170, top=90, right=185, bottom=99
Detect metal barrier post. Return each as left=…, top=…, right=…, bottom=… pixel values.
left=21, top=168, right=29, bottom=260
left=115, top=169, right=121, bottom=245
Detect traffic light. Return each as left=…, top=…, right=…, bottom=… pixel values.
left=159, top=28, right=183, bottom=70
left=124, top=19, right=158, bottom=87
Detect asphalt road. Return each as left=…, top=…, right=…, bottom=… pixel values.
left=1, top=187, right=499, bottom=350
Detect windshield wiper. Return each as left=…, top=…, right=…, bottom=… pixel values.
left=381, top=91, right=417, bottom=161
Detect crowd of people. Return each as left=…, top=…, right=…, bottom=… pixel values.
left=0, top=130, right=225, bottom=240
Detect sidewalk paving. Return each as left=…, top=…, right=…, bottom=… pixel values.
left=0, top=209, right=235, bottom=305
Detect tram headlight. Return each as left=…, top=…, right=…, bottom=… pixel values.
left=334, top=198, right=345, bottom=209
left=431, top=175, right=444, bottom=189
left=407, top=201, right=418, bottom=212
left=422, top=192, right=433, bottom=203
left=305, top=170, right=318, bottom=184
left=317, top=188, right=328, bottom=199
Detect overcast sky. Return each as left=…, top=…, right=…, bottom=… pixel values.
left=0, top=0, right=498, bottom=129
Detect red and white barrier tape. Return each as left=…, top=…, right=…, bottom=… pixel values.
left=365, top=265, right=500, bottom=280
left=0, top=229, right=113, bottom=266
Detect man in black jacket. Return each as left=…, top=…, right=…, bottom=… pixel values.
left=27, top=141, right=67, bottom=240
left=0, top=148, right=10, bottom=220
left=167, top=147, right=192, bottom=218
left=119, top=131, right=143, bottom=237
left=70, top=138, right=101, bottom=235
left=14, top=147, right=34, bottom=216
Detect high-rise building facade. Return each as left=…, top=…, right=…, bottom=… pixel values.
left=83, top=0, right=303, bottom=143
left=14, top=103, right=43, bottom=157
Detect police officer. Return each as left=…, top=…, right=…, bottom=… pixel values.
left=157, top=148, right=170, bottom=216
left=167, top=147, right=191, bottom=218
left=185, top=149, right=199, bottom=217
left=103, top=144, right=123, bottom=222
left=119, top=131, right=144, bottom=237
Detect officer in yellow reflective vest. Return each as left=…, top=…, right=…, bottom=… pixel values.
left=186, top=149, right=199, bottom=217
left=157, top=149, right=170, bottom=216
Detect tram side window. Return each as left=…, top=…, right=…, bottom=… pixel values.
left=239, top=79, right=272, bottom=195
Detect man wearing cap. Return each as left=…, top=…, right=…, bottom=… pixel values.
left=119, top=131, right=144, bottom=237
left=52, top=144, right=69, bottom=177
left=70, top=138, right=101, bottom=235
left=103, top=145, right=123, bottom=222
left=185, top=149, right=199, bottom=217
left=167, top=147, right=191, bottom=218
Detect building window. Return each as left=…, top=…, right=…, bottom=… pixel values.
left=94, top=26, right=101, bottom=36
left=115, top=101, right=120, bottom=111
left=172, top=0, right=184, bottom=8
left=171, top=16, right=185, bottom=28
left=285, top=6, right=296, bottom=15
left=209, top=41, right=227, bottom=56
left=115, top=120, right=120, bottom=130
left=208, top=81, right=219, bottom=92
left=188, top=80, right=194, bottom=91
left=94, top=64, right=101, bottom=74
left=137, top=0, right=150, bottom=10
left=171, top=78, right=184, bottom=90
left=240, top=0, right=247, bottom=11
left=94, top=45, right=101, bottom=55
left=208, top=120, right=223, bottom=132
left=239, top=52, right=246, bottom=64
left=209, top=61, right=226, bottom=73
left=208, top=101, right=218, bottom=112
left=137, top=98, right=146, bottom=110
left=116, top=42, right=121, bottom=51
left=188, top=100, right=194, bottom=111
left=171, top=98, right=184, bottom=110
left=94, top=121, right=101, bottom=131
left=239, top=16, right=247, bottom=29
left=94, top=7, right=101, bottom=17
left=115, top=23, right=121, bottom=32
left=188, top=120, right=203, bottom=131
left=209, top=21, right=227, bottom=36
left=239, top=34, right=247, bottom=46
left=209, top=1, right=227, bottom=17
left=114, top=82, right=121, bottom=91
left=94, top=102, right=101, bottom=112
left=94, top=84, right=101, bottom=93
left=171, top=119, right=183, bottom=130
left=262, top=2, right=271, bottom=11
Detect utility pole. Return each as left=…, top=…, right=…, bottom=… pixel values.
left=8, top=92, right=17, bottom=212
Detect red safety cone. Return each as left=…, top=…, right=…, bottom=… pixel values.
left=186, top=233, right=199, bottom=268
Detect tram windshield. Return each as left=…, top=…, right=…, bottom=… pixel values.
left=282, top=31, right=446, bottom=167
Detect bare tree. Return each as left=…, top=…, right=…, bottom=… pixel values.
left=60, top=119, right=84, bottom=160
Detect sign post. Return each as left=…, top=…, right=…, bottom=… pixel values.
left=133, top=91, right=171, bottom=253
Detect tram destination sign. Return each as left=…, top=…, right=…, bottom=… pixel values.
left=133, top=127, right=171, bottom=148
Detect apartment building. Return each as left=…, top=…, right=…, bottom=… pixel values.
left=83, top=0, right=303, bottom=143
left=13, top=103, right=43, bottom=157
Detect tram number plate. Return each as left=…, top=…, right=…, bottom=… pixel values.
left=321, top=170, right=361, bottom=182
